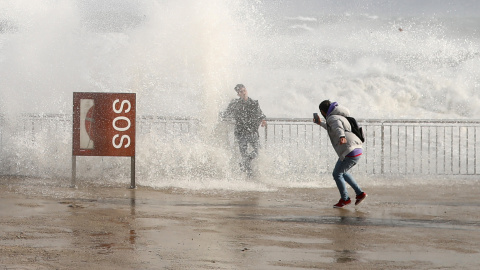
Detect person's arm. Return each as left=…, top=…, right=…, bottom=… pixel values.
left=220, top=100, right=236, bottom=120
left=315, top=116, right=327, bottom=130
left=330, top=118, right=347, bottom=144
left=256, top=101, right=267, bottom=127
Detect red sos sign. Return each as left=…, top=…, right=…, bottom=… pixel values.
left=73, top=93, right=136, bottom=157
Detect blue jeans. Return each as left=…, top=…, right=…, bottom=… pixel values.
left=332, top=156, right=363, bottom=201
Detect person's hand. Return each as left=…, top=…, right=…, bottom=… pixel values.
left=261, top=120, right=267, bottom=127
left=339, top=137, right=347, bottom=145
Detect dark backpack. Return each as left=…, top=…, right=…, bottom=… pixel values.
left=345, top=116, right=365, bottom=143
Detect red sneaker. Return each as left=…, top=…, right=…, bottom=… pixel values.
left=355, top=192, right=367, bottom=205
left=333, top=198, right=351, bottom=208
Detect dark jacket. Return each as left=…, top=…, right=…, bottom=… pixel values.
left=221, top=97, right=266, bottom=136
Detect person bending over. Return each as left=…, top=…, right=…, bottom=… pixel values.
left=315, top=100, right=367, bottom=208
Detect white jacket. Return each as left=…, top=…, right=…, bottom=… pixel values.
left=319, top=104, right=363, bottom=160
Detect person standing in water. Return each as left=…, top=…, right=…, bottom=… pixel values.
left=315, top=100, right=367, bottom=208
left=220, top=84, right=267, bottom=177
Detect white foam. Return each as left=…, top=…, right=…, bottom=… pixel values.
left=1, top=1, right=480, bottom=190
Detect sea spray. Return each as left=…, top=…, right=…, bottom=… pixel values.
left=1, top=1, right=480, bottom=189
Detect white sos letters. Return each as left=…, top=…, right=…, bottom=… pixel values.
left=112, top=99, right=132, bottom=149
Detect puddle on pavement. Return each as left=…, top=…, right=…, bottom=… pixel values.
left=261, top=235, right=331, bottom=245
left=0, top=198, right=65, bottom=218
left=361, top=249, right=480, bottom=268
left=254, top=215, right=480, bottom=231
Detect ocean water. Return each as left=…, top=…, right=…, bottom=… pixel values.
left=1, top=0, right=479, bottom=190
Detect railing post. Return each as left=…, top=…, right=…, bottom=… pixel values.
left=475, top=127, right=477, bottom=175
left=264, top=124, right=268, bottom=149
left=381, top=123, right=385, bottom=174
left=130, top=156, right=136, bottom=189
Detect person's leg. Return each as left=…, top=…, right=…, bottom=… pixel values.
left=248, top=133, right=260, bottom=160
left=343, top=172, right=363, bottom=195
left=332, top=159, right=349, bottom=200
left=342, top=156, right=363, bottom=196
left=332, top=156, right=361, bottom=200
left=237, top=136, right=248, bottom=171
left=244, top=133, right=259, bottom=176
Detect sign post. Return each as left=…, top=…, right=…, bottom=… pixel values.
left=72, top=92, right=136, bottom=188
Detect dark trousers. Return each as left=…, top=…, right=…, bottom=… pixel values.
left=236, top=132, right=259, bottom=175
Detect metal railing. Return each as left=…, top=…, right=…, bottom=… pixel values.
left=1, top=114, right=479, bottom=176
left=263, top=118, right=480, bottom=175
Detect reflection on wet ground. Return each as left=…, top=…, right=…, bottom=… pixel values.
left=248, top=215, right=480, bottom=231
left=1, top=178, right=480, bottom=269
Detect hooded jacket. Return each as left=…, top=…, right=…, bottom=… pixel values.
left=319, top=102, right=363, bottom=160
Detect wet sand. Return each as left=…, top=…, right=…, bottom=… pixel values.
left=1, top=176, right=480, bottom=270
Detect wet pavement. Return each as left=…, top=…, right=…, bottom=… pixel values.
left=1, top=177, right=480, bottom=269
